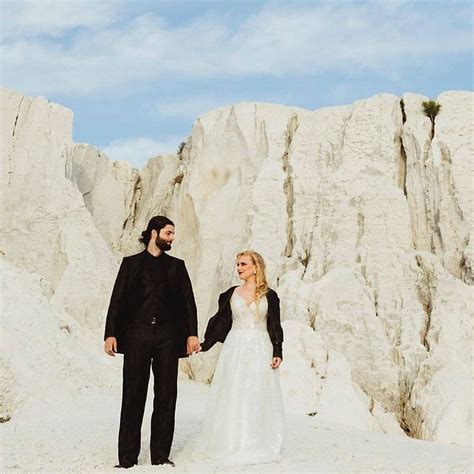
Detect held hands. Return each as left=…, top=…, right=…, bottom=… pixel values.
left=187, top=336, right=201, bottom=355
left=105, top=336, right=202, bottom=357
left=270, top=357, right=282, bottom=369
left=104, top=337, right=117, bottom=357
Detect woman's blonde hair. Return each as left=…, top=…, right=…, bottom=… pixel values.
left=236, top=250, right=269, bottom=299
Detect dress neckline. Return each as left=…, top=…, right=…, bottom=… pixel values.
left=232, top=290, right=257, bottom=308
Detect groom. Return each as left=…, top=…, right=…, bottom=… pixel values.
left=104, top=216, right=200, bottom=468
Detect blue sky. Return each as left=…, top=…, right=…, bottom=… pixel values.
left=2, top=0, right=472, bottom=167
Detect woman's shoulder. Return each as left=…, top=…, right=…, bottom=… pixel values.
left=220, top=285, right=238, bottom=296
left=265, top=287, right=280, bottom=301
left=218, top=286, right=239, bottom=303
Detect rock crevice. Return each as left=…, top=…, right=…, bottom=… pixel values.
left=282, top=114, right=299, bottom=257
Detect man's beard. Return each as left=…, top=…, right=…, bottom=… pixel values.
left=156, top=237, right=171, bottom=251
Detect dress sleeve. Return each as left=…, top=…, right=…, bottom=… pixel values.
left=201, top=292, right=229, bottom=351
left=268, top=290, right=283, bottom=359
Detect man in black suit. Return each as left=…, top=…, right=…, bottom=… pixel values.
left=104, top=216, right=200, bottom=469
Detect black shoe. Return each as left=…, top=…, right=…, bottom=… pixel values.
left=114, top=461, right=135, bottom=469
left=152, top=458, right=175, bottom=467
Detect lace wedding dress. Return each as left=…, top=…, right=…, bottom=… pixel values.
left=192, top=291, right=285, bottom=465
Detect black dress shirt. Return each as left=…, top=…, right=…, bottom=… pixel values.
left=133, top=251, right=174, bottom=326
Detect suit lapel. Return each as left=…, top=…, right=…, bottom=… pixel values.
left=161, top=252, right=177, bottom=290
left=126, top=250, right=147, bottom=290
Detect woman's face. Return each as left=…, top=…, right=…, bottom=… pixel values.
left=236, top=255, right=256, bottom=281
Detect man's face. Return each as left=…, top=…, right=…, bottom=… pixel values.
left=155, top=224, right=175, bottom=251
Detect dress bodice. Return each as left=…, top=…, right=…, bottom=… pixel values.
left=230, top=292, right=268, bottom=331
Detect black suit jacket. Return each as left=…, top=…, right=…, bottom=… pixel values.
left=200, top=286, right=284, bottom=359
left=104, top=250, right=198, bottom=358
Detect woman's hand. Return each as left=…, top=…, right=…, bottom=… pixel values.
left=187, top=336, right=201, bottom=355
left=270, top=357, right=282, bottom=369
left=104, top=337, right=117, bottom=357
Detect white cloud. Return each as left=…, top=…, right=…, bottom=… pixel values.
left=101, top=136, right=182, bottom=168
left=1, top=2, right=472, bottom=96
left=0, top=0, right=121, bottom=39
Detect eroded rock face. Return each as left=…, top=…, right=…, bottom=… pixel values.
left=0, top=259, right=118, bottom=416
left=66, top=144, right=182, bottom=256
left=119, top=153, right=182, bottom=254
left=66, top=143, right=139, bottom=255
left=166, top=94, right=472, bottom=445
left=401, top=92, right=473, bottom=284
left=0, top=88, right=117, bottom=330
left=0, top=88, right=118, bottom=419
left=406, top=252, right=472, bottom=444
left=2, top=87, right=472, bottom=446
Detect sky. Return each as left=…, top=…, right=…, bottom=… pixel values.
left=1, top=0, right=472, bottom=168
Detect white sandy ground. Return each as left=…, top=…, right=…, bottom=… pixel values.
left=1, top=371, right=472, bottom=474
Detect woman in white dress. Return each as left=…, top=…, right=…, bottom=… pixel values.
left=195, top=250, right=285, bottom=465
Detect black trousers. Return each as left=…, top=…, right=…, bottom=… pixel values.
left=118, top=322, right=179, bottom=465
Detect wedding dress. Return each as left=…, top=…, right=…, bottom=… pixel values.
left=192, top=291, right=285, bottom=465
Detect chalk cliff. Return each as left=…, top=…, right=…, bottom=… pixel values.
left=1, top=87, right=472, bottom=445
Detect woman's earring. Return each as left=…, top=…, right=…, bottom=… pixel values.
left=253, top=270, right=256, bottom=275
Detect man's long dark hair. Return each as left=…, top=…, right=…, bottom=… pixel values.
left=139, top=216, right=175, bottom=246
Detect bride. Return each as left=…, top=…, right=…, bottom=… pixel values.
left=195, top=250, right=285, bottom=465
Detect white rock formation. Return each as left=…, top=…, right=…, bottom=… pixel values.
left=1, top=87, right=472, bottom=449
left=0, top=88, right=118, bottom=329
left=158, top=94, right=472, bottom=444
left=401, top=92, right=473, bottom=283
left=406, top=252, right=473, bottom=444
left=66, top=143, right=138, bottom=255
left=66, top=144, right=182, bottom=256
left=0, top=88, right=119, bottom=421
left=1, top=258, right=117, bottom=421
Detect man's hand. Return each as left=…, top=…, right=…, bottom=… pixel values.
left=270, top=357, right=282, bottom=369
left=104, top=337, right=117, bottom=357
left=186, top=336, right=201, bottom=355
